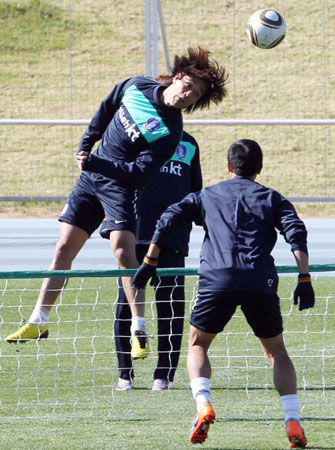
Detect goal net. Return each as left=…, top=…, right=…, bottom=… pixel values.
left=0, top=267, right=334, bottom=420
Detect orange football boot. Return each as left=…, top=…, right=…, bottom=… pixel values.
left=190, top=402, right=216, bottom=444
left=286, top=419, right=307, bottom=448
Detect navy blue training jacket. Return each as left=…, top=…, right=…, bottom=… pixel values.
left=151, top=176, right=308, bottom=293
left=136, top=131, right=202, bottom=256
left=80, top=76, right=183, bottom=187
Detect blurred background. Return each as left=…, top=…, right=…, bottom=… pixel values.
left=0, top=0, right=334, bottom=204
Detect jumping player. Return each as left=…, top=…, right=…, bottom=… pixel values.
left=132, top=139, right=315, bottom=447
left=6, top=47, right=228, bottom=361
left=100, top=130, right=202, bottom=391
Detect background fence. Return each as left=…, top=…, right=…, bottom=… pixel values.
left=0, top=0, right=335, bottom=200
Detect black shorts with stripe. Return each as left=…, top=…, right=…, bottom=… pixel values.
left=190, top=289, right=283, bottom=339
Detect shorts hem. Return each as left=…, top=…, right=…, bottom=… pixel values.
left=190, top=320, right=221, bottom=335
left=254, top=328, right=284, bottom=339
left=58, top=217, right=94, bottom=236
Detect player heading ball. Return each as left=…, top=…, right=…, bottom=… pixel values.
left=6, top=47, right=228, bottom=362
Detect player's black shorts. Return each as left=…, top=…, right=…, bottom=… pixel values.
left=190, top=289, right=283, bottom=339
left=59, top=173, right=138, bottom=236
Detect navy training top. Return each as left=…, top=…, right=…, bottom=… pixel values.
left=151, top=176, right=308, bottom=293
left=80, top=76, right=183, bottom=187
left=136, top=130, right=202, bottom=256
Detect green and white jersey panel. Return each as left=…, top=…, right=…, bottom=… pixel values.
left=164, top=140, right=197, bottom=167
left=122, top=85, right=170, bottom=144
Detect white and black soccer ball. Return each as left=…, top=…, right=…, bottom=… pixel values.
left=246, top=9, right=286, bottom=49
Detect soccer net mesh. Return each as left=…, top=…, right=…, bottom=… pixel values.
left=0, top=267, right=334, bottom=420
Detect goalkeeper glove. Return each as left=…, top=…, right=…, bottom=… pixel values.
left=132, top=255, right=158, bottom=289
left=293, top=273, right=315, bottom=311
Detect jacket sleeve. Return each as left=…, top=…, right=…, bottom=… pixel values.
left=191, top=142, right=203, bottom=192
left=275, top=194, right=308, bottom=254
left=82, top=133, right=181, bottom=186
left=78, top=79, right=130, bottom=152
left=151, top=191, right=204, bottom=248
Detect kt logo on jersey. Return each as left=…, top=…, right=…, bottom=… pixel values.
left=119, top=106, right=141, bottom=142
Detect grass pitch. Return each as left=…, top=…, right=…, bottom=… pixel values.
left=0, top=274, right=334, bottom=449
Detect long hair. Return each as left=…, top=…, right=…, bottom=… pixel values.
left=158, top=46, right=228, bottom=113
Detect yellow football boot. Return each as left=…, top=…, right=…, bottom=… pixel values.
left=131, top=330, right=149, bottom=359
left=5, top=323, right=49, bottom=343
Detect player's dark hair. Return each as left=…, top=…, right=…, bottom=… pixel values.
left=228, top=139, right=263, bottom=177
left=158, top=46, right=228, bottom=113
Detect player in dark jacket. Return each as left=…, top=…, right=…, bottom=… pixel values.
left=133, top=139, right=315, bottom=447
left=100, top=130, right=202, bottom=391
left=6, top=48, right=228, bottom=360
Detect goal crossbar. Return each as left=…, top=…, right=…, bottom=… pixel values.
left=0, top=264, right=335, bottom=279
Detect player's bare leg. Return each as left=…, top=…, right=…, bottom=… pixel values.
left=6, top=223, right=89, bottom=343
left=260, top=334, right=296, bottom=395
left=260, top=334, right=307, bottom=448
left=187, top=325, right=216, bottom=444
left=109, top=230, right=148, bottom=359
left=187, top=325, right=216, bottom=379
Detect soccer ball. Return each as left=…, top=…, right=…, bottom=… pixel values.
left=246, top=9, right=286, bottom=49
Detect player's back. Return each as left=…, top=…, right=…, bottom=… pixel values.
left=198, top=176, right=291, bottom=292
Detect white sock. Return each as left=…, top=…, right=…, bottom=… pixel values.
left=190, top=377, right=211, bottom=411
left=130, top=316, right=146, bottom=335
left=29, top=308, right=49, bottom=327
left=281, top=394, right=301, bottom=424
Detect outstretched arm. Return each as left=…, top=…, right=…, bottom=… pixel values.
left=133, top=191, right=203, bottom=289
left=275, top=197, right=315, bottom=311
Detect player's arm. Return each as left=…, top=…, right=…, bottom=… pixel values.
left=292, top=249, right=309, bottom=274
left=275, top=195, right=308, bottom=254
left=190, top=140, right=203, bottom=192
left=151, top=191, right=204, bottom=247
left=275, top=197, right=315, bottom=311
left=78, top=79, right=130, bottom=152
left=80, top=135, right=181, bottom=186
left=292, top=249, right=315, bottom=311
left=132, top=191, right=203, bottom=288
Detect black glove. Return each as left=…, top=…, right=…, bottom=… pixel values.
left=132, top=255, right=158, bottom=289
left=294, top=273, right=315, bottom=311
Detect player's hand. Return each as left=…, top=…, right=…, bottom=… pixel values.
left=132, top=255, right=158, bottom=289
left=76, top=151, right=89, bottom=170
left=293, top=273, right=315, bottom=311
left=149, top=273, right=160, bottom=287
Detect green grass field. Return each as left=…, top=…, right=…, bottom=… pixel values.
left=1, top=273, right=334, bottom=449
left=1, top=0, right=335, bottom=448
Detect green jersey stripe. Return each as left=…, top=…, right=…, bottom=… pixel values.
left=122, top=85, right=170, bottom=143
